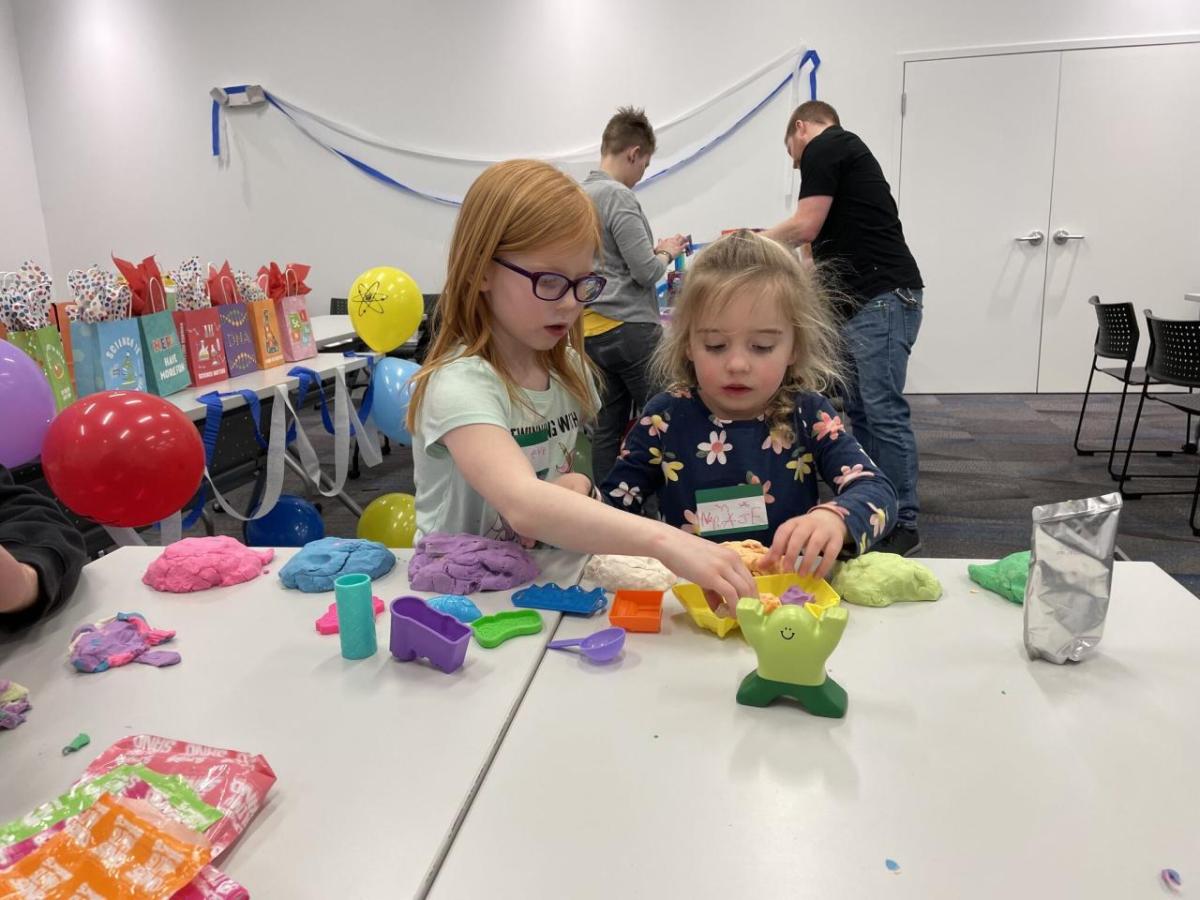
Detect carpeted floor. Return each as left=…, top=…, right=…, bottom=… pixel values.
left=200, top=391, right=1200, bottom=597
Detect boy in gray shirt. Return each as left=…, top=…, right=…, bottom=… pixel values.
left=583, top=106, right=688, bottom=484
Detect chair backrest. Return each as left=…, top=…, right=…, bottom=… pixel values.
left=1144, top=311, right=1200, bottom=388
left=329, top=297, right=348, bottom=315
left=415, top=294, right=441, bottom=363
left=1089, top=295, right=1139, bottom=361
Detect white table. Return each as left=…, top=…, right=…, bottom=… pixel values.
left=165, top=352, right=371, bottom=421
left=310, top=314, right=422, bottom=353
left=430, top=560, right=1200, bottom=900
left=0, top=546, right=588, bottom=898
left=311, top=314, right=355, bottom=349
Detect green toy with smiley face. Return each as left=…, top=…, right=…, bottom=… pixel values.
left=735, top=596, right=849, bottom=718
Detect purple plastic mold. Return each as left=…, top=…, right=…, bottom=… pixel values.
left=389, top=595, right=471, bottom=674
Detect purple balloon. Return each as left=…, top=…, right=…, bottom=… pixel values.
left=0, top=339, right=56, bottom=468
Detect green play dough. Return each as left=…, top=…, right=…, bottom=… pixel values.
left=967, top=551, right=1031, bottom=605
left=830, top=552, right=943, bottom=607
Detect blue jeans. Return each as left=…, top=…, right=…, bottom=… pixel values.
left=841, top=289, right=923, bottom=530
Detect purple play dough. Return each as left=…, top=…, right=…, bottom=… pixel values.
left=780, top=586, right=815, bottom=606
left=408, top=533, right=539, bottom=594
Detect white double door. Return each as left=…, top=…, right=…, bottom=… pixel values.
left=899, top=41, right=1200, bottom=393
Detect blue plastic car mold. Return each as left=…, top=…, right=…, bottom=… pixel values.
left=511, top=582, right=608, bottom=616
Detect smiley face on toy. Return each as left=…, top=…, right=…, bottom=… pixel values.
left=737, top=597, right=848, bottom=687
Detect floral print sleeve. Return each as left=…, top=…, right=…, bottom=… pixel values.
left=800, top=395, right=899, bottom=556
left=599, top=393, right=670, bottom=515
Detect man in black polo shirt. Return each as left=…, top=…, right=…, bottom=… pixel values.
left=764, top=100, right=924, bottom=555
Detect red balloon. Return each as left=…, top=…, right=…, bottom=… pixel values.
left=41, top=391, right=205, bottom=528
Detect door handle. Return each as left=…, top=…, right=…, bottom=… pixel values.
left=1014, top=230, right=1045, bottom=246
left=1052, top=229, right=1085, bottom=245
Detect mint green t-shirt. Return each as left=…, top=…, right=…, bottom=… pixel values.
left=413, top=352, right=598, bottom=543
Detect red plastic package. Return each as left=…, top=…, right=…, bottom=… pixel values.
left=80, top=735, right=276, bottom=858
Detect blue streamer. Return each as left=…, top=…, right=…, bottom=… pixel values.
left=289, top=364, right=374, bottom=438
left=802, top=49, right=821, bottom=100
left=211, top=84, right=249, bottom=157
left=181, top=387, right=293, bottom=528
left=211, top=50, right=820, bottom=204
left=261, top=92, right=464, bottom=206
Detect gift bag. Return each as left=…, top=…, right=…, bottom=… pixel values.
left=259, top=262, right=316, bottom=362
left=67, top=266, right=147, bottom=395
left=246, top=298, right=285, bottom=369
left=174, top=307, right=228, bottom=387
left=0, top=262, right=75, bottom=409
left=273, top=294, right=316, bottom=362
left=71, top=318, right=148, bottom=394
left=138, top=283, right=191, bottom=396
left=218, top=303, right=259, bottom=378
left=162, top=276, right=179, bottom=312
left=207, top=261, right=242, bottom=306
left=8, top=325, right=76, bottom=411
left=51, top=301, right=78, bottom=386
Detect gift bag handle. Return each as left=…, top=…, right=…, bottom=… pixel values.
left=147, top=276, right=167, bottom=314
left=220, top=274, right=241, bottom=305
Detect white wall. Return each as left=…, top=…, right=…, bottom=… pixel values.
left=0, top=0, right=50, bottom=269
left=10, top=0, right=1200, bottom=312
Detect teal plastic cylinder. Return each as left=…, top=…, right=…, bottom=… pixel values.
left=334, top=573, right=377, bottom=659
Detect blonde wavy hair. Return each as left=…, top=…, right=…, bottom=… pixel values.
left=652, top=229, right=843, bottom=443
left=406, top=160, right=601, bottom=432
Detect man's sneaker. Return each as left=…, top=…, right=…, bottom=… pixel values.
left=875, top=527, right=922, bottom=557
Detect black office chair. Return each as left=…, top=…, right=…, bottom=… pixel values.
left=1073, top=296, right=1182, bottom=479
left=1116, top=312, right=1200, bottom=535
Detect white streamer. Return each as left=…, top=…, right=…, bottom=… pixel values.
left=266, top=45, right=808, bottom=166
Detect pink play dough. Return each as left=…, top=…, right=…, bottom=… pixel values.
left=142, top=536, right=275, bottom=593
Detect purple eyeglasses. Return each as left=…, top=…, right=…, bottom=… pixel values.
left=492, top=258, right=607, bottom=304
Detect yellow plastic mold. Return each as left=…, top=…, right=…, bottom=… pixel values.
left=672, top=573, right=841, bottom=638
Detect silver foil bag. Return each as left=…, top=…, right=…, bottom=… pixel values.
left=1023, top=493, right=1122, bottom=664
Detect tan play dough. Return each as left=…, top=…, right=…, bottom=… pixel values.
left=721, top=539, right=782, bottom=575
left=582, top=554, right=678, bottom=593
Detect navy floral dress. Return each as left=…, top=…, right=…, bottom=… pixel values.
left=600, top=387, right=899, bottom=555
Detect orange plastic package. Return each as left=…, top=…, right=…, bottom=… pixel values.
left=0, top=793, right=212, bottom=899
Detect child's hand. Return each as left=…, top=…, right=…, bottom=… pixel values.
left=0, top=546, right=39, bottom=614
left=551, top=472, right=593, bottom=497
left=656, top=532, right=756, bottom=613
left=763, top=509, right=849, bottom=581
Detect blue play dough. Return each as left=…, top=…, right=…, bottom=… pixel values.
left=278, top=537, right=396, bottom=592
left=426, top=594, right=482, bottom=623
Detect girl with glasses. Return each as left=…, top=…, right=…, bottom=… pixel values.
left=405, top=160, right=756, bottom=608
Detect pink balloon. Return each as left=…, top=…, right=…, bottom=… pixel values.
left=0, top=339, right=56, bottom=468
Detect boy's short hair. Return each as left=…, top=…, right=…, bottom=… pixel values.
left=601, top=106, right=657, bottom=157
left=785, top=100, right=840, bottom=137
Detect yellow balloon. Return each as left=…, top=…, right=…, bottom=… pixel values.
left=348, top=266, right=423, bottom=353
left=357, top=492, right=417, bottom=548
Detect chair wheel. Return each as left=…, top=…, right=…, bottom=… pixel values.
left=1184, top=443, right=1199, bottom=455
left=1123, top=492, right=1143, bottom=500
left=1156, top=450, right=1175, bottom=458
left=1077, top=450, right=1096, bottom=457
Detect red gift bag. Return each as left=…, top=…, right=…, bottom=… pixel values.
left=173, top=307, right=228, bottom=386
